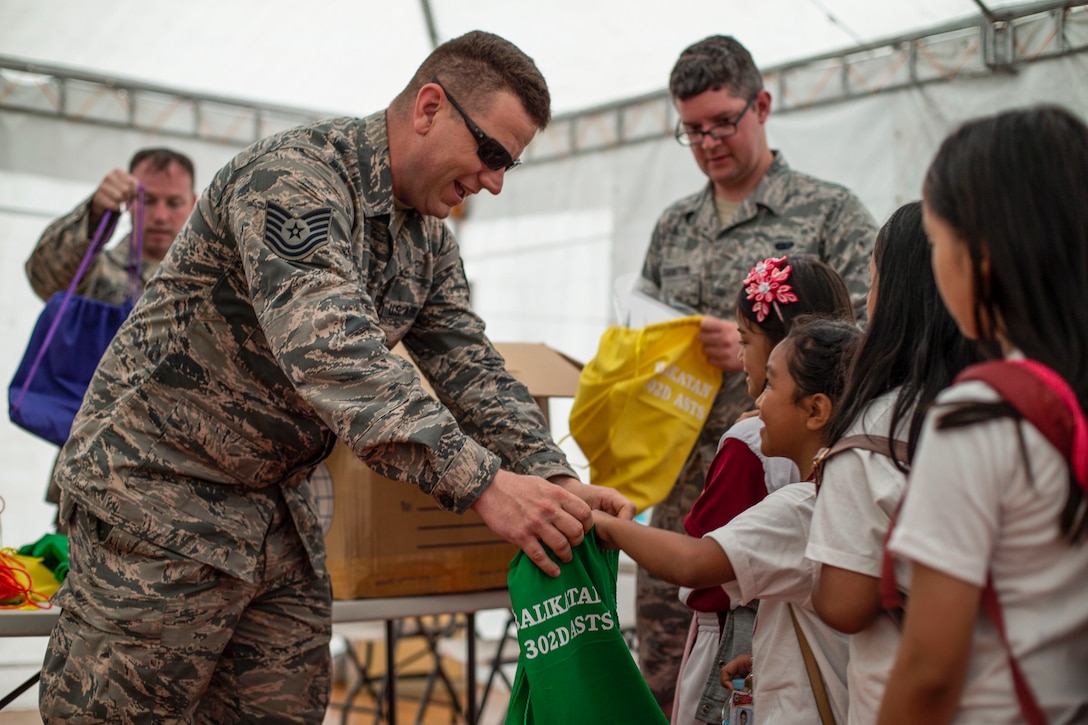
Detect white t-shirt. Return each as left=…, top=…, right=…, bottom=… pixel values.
left=806, top=389, right=910, bottom=724
left=707, top=482, right=849, bottom=724
left=680, top=415, right=799, bottom=607
left=674, top=416, right=800, bottom=725
left=889, top=380, right=1088, bottom=724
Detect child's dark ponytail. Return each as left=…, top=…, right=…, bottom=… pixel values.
left=782, top=317, right=861, bottom=407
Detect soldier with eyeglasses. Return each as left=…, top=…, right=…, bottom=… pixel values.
left=633, top=34, right=878, bottom=723
left=40, top=30, right=633, bottom=723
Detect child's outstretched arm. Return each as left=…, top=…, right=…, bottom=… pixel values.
left=592, top=510, right=735, bottom=588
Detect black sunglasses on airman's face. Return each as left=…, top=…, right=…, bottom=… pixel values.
left=431, top=76, right=522, bottom=171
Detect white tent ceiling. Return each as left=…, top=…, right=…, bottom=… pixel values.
left=1, top=0, right=1034, bottom=117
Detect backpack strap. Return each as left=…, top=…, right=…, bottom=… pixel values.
left=125, top=185, right=146, bottom=302
left=879, top=502, right=907, bottom=623
left=812, top=434, right=908, bottom=494
left=788, top=604, right=837, bottom=725
left=956, top=359, right=1088, bottom=491
left=979, top=573, right=1047, bottom=725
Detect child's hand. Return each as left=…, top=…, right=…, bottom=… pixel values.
left=591, top=510, right=620, bottom=549
left=719, top=653, right=753, bottom=689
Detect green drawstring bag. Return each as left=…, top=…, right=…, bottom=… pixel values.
left=505, top=527, right=668, bottom=724
left=17, top=532, right=69, bottom=582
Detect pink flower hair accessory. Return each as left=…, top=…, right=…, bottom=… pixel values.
left=743, top=256, right=798, bottom=322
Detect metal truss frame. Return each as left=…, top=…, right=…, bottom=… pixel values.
left=527, top=0, right=1088, bottom=163
left=1, top=1, right=1084, bottom=157
left=0, top=56, right=332, bottom=148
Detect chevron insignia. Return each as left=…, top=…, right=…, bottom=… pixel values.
left=263, top=202, right=332, bottom=261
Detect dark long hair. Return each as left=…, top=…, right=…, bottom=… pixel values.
left=735, top=255, right=855, bottom=348
left=828, top=202, right=976, bottom=468
left=924, top=105, right=1088, bottom=541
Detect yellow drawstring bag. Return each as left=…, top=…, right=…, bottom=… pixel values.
left=569, top=315, right=722, bottom=513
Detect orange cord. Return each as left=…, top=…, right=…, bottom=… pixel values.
left=0, top=495, right=54, bottom=609
left=0, top=550, right=53, bottom=610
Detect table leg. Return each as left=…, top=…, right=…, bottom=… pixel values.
left=385, top=619, right=397, bottom=725
left=0, top=671, right=40, bottom=711
left=466, top=612, right=477, bottom=725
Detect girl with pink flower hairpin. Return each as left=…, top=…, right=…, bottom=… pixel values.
left=667, top=255, right=855, bottom=725
left=594, top=314, right=861, bottom=724
left=625, top=255, right=856, bottom=725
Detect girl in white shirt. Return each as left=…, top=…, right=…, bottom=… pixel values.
left=805, top=201, right=975, bottom=724
left=878, top=106, right=1088, bottom=724
left=675, top=255, right=853, bottom=725
left=594, top=317, right=862, bottom=724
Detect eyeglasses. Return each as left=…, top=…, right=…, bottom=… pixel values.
left=675, top=98, right=756, bottom=147
left=431, top=76, right=521, bottom=171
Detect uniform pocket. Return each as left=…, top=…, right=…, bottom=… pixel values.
left=659, top=275, right=701, bottom=313
left=138, top=394, right=276, bottom=486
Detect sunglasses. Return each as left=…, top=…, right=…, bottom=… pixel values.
left=431, top=76, right=521, bottom=171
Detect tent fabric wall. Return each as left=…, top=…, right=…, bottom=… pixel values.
left=0, top=0, right=1044, bottom=119
left=0, top=111, right=251, bottom=195
left=0, top=46, right=1086, bottom=555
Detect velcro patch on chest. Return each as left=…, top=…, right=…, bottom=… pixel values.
left=264, top=202, right=332, bottom=261
left=660, top=264, right=691, bottom=279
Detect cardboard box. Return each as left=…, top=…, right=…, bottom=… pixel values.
left=323, top=342, right=582, bottom=599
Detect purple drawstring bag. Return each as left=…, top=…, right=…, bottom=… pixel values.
left=8, top=191, right=144, bottom=446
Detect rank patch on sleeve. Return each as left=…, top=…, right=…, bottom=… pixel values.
left=264, top=202, right=332, bottom=261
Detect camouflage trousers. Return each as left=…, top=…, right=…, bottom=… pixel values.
left=40, top=497, right=332, bottom=724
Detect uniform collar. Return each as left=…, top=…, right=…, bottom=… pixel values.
left=685, top=151, right=793, bottom=234
left=355, top=110, right=397, bottom=219
left=743, top=151, right=792, bottom=217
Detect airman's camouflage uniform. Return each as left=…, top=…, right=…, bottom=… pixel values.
left=634, top=152, right=877, bottom=713
left=41, top=111, right=576, bottom=723
left=26, top=200, right=158, bottom=305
